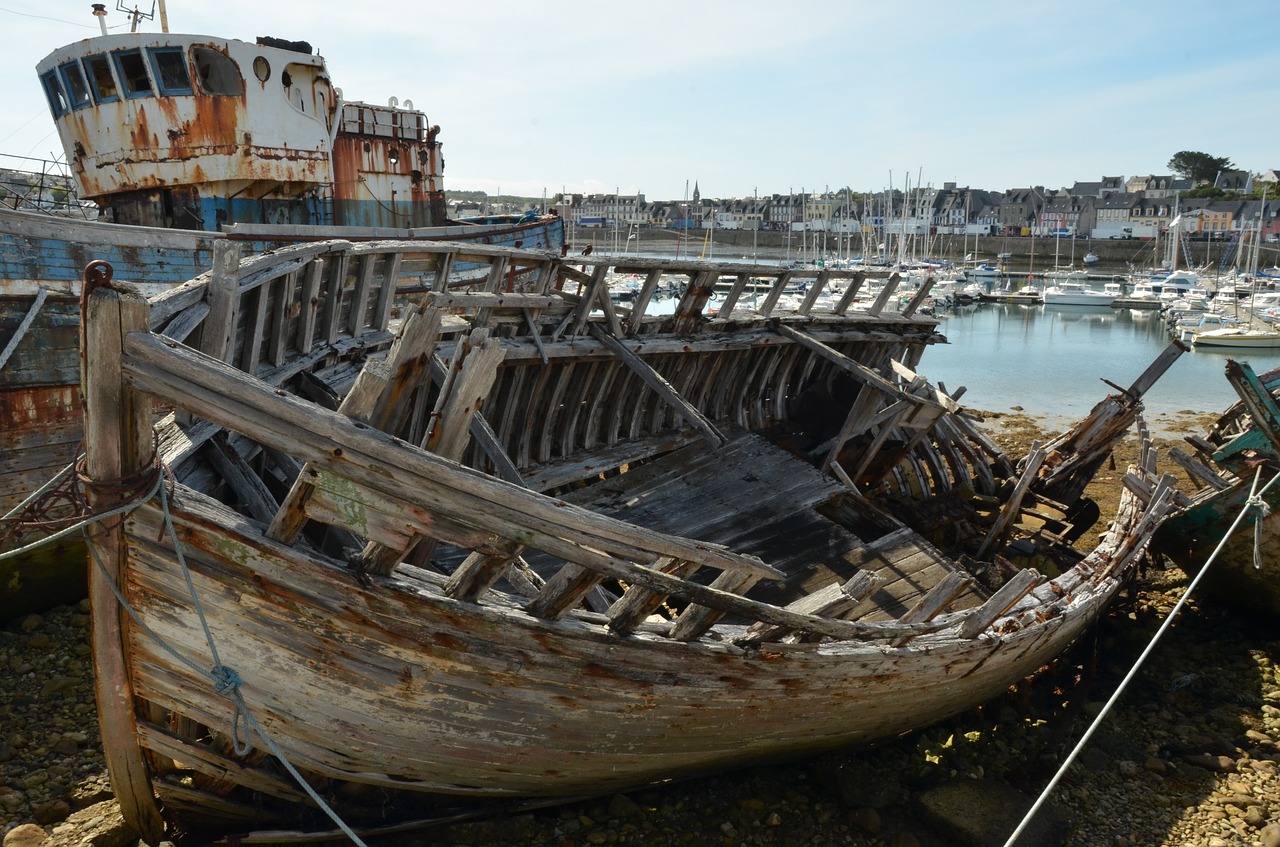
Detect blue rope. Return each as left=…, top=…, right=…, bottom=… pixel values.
left=67, top=458, right=371, bottom=846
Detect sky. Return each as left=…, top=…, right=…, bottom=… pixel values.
left=2, top=1, right=1277, bottom=203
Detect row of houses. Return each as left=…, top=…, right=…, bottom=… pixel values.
left=544, top=171, right=1280, bottom=242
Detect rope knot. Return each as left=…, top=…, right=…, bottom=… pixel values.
left=211, top=664, right=243, bottom=696
left=1247, top=493, right=1272, bottom=520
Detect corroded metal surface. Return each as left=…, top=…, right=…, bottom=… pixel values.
left=39, top=35, right=336, bottom=202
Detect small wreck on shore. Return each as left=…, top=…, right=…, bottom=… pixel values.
left=1152, top=359, right=1280, bottom=616
left=73, top=241, right=1182, bottom=844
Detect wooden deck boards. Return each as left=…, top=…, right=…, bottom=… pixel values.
left=549, top=434, right=987, bottom=619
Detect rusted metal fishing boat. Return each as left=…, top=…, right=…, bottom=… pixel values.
left=1151, top=359, right=1280, bottom=615
left=74, top=239, right=1182, bottom=844
left=1, top=8, right=563, bottom=611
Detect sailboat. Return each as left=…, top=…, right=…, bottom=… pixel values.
left=1191, top=188, right=1280, bottom=349
left=1083, top=239, right=1100, bottom=266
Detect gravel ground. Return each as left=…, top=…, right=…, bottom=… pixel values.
left=4, top=413, right=1279, bottom=847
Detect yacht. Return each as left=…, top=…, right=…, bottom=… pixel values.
left=1042, top=281, right=1117, bottom=307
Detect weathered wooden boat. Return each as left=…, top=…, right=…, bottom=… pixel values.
left=68, top=237, right=1186, bottom=844
left=1151, top=359, right=1280, bottom=615
left=1, top=9, right=563, bottom=611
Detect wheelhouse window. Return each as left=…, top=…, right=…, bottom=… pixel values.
left=113, top=49, right=154, bottom=98
left=85, top=54, right=119, bottom=103
left=41, top=71, right=69, bottom=116
left=148, top=47, right=193, bottom=96
left=192, top=46, right=243, bottom=96
left=59, top=61, right=92, bottom=110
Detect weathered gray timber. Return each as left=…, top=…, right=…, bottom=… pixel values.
left=1151, top=360, right=1280, bottom=615
left=74, top=240, right=1181, bottom=845
left=0, top=204, right=562, bottom=615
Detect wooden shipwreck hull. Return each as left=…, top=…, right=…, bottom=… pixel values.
left=0, top=206, right=562, bottom=613
left=1151, top=360, right=1280, bottom=615
left=76, top=240, right=1182, bottom=844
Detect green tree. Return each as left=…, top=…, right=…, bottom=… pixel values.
left=1168, top=151, right=1235, bottom=184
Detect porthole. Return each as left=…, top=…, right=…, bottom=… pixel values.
left=252, top=56, right=270, bottom=82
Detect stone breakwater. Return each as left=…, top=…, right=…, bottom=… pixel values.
left=2, top=569, right=1280, bottom=847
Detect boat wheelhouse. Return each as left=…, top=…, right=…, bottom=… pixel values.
left=38, top=32, right=445, bottom=230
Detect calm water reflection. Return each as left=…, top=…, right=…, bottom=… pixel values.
left=918, top=303, right=1280, bottom=431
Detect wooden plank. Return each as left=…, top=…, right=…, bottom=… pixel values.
left=157, top=301, right=209, bottom=344
left=834, top=271, right=866, bottom=315
left=373, top=252, right=402, bottom=331
left=203, top=433, right=279, bottom=524
left=976, top=442, right=1046, bottom=559
left=322, top=253, right=350, bottom=345
left=82, top=284, right=167, bottom=843
left=890, top=571, right=974, bottom=646
left=1167, top=446, right=1234, bottom=491
left=524, top=562, right=605, bottom=620
left=268, top=270, right=297, bottom=367
left=627, top=269, right=666, bottom=335
left=670, top=270, right=720, bottom=334
left=587, top=324, right=725, bottom=448
left=426, top=330, right=506, bottom=459
left=957, top=569, right=1044, bottom=639
left=0, top=288, right=47, bottom=373
left=346, top=254, right=376, bottom=336
left=199, top=240, right=240, bottom=363
left=238, top=276, right=270, bottom=376
left=797, top=270, right=831, bottom=316
left=900, top=275, right=937, bottom=317
left=755, top=271, right=792, bottom=317
left=866, top=273, right=900, bottom=316
left=425, top=292, right=560, bottom=310
left=443, top=547, right=524, bottom=603
left=296, top=258, right=324, bottom=356
left=741, top=570, right=884, bottom=644
left=565, top=265, right=609, bottom=338
left=605, top=558, right=696, bottom=634
left=669, top=570, right=763, bottom=641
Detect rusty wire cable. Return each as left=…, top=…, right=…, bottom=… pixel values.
left=0, top=439, right=168, bottom=560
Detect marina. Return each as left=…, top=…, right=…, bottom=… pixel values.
left=921, top=300, right=1280, bottom=429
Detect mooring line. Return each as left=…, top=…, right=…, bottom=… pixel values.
left=7, top=450, right=371, bottom=847
left=74, top=467, right=372, bottom=847
left=1002, top=467, right=1278, bottom=846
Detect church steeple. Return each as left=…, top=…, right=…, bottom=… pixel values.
left=693, top=182, right=701, bottom=205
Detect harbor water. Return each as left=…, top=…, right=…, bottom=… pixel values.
left=919, top=302, right=1280, bottom=434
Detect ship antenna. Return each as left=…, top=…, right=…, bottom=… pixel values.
left=113, top=0, right=159, bottom=33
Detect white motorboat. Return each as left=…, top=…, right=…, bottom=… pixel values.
left=1192, top=326, right=1280, bottom=349
left=1042, top=282, right=1117, bottom=307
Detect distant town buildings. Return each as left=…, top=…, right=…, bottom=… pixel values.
left=532, top=169, right=1280, bottom=244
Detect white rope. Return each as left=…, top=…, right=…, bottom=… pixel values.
left=1001, top=467, right=1279, bottom=847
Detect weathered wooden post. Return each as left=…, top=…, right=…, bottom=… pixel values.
left=80, top=263, right=166, bottom=844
